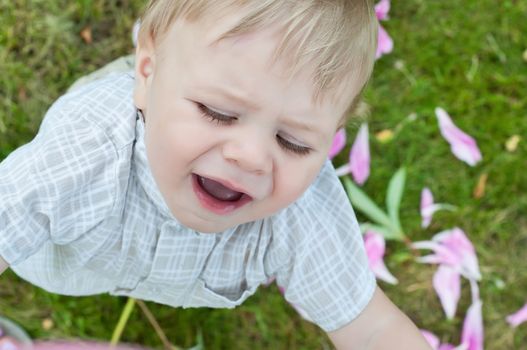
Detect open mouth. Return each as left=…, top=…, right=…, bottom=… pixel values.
left=192, top=174, right=252, bottom=215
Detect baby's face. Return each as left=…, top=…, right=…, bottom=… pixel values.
left=134, top=15, right=356, bottom=233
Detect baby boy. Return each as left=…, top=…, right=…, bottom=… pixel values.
left=0, top=0, right=430, bottom=348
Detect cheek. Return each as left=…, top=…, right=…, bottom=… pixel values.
left=145, top=112, right=218, bottom=181
left=273, top=158, right=324, bottom=206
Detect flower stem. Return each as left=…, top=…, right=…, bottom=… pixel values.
left=111, top=298, right=136, bottom=346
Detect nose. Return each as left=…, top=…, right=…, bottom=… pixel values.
left=222, top=132, right=273, bottom=175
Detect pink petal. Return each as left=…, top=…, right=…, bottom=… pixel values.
left=375, top=0, right=391, bottom=20
left=328, top=128, right=347, bottom=159
left=33, top=342, right=151, bottom=350
left=0, top=337, right=21, bottom=350
left=435, top=228, right=481, bottom=281
left=413, top=241, right=462, bottom=267
left=506, top=303, right=527, bottom=328
left=376, top=24, right=394, bottom=59
left=364, top=230, right=386, bottom=262
left=364, top=231, right=398, bottom=284
left=461, top=300, right=484, bottom=350
left=438, top=345, right=458, bottom=350
left=132, top=20, right=141, bottom=47
left=371, top=259, right=398, bottom=285
left=435, top=107, right=482, bottom=166
left=420, top=329, right=440, bottom=349
left=349, top=123, right=370, bottom=185
left=433, top=265, right=461, bottom=320
left=421, top=187, right=435, bottom=228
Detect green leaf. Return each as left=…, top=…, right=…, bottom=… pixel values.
left=343, top=177, right=395, bottom=230
left=359, top=223, right=404, bottom=240
left=386, top=167, right=406, bottom=232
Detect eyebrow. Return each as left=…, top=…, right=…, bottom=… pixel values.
left=193, top=84, right=320, bottom=134
left=194, top=84, right=260, bottom=111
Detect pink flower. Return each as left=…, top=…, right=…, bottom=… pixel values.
left=364, top=230, right=398, bottom=284
left=413, top=228, right=481, bottom=281
left=435, top=107, right=482, bottom=166
left=328, top=129, right=347, bottom=159
left=461, top=300, right=484, bottom=350
left=506, top=303, right=527, bottom=328
left=374, top=0, right=393, bottom=59
left=420, top=187, right=455, bottom=228
left=349, top=123, right=370, bottom=185
left=433, top=265, right=461, bottom=319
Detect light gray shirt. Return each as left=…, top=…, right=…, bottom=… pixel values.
left=0, top=72, right=375, bottom=332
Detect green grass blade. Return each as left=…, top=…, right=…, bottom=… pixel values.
left=359, top=223, right=404, bottom=240
left=110, top=298, right=136, bottom=346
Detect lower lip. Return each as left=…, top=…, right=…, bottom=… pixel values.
left=191, top=174, right=252, bottom=215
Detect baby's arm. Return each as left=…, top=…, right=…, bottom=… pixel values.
left=0, top=256, right=8, bottom=275
left=327, top=286, right=432, bottom=350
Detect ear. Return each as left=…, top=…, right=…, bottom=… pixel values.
left=133, top=35, right=156, bottom=111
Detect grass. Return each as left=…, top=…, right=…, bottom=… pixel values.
left=1, top=0, right=526, bottom=349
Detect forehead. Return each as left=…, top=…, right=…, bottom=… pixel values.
left=156, top=15, right=354, bottom=126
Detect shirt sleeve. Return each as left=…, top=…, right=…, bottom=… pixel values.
left=0, top=97, right=118, bottom=265
left=267, top=159, right=377, bottom=332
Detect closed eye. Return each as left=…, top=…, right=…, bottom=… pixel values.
left=276, top=135, right=312, bottom=156
left=197, top=102, right=311, bottom=156
left=196, top=102, right=237, bottom=125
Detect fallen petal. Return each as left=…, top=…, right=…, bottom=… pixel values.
left=364, top=231, right=398, bottom=284
left=376, top=24, right=394, bottom=59
left=506, top=303, right=527, bottom=328
left=132, top=20, right=141, bottom=47
left=328, top=129, right=347, bottom=159
left=80, top=26, right=93, bottom=44
left=435, top=107, right=482, bottom=166
left=349, top=123, right=370, bottom=185
left=33, top=341, right=151, bottom=350
left=375, top=0, right=391, bottom=20
left=375, top=129, right=394, bottom=143
left=421, top=187, right=435, bottom=228
left=433, top=265, right=461, bottom=320
left=472, top=173, right=488, bottom=199
left=461, top=300, right=484, bottom=350
left=420, top=329, right=440, bottom=349
left=435, top=228, right=482, bottom=281
left=439, top=345, right=461, bottom=350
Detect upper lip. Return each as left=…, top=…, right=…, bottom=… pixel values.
left=194, top=173, right=253, bottom=199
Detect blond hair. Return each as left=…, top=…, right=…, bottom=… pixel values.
left=138, top=0, right=377, bottom=116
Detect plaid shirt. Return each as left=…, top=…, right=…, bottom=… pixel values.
left=0, top=73, right=375, bottom=332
